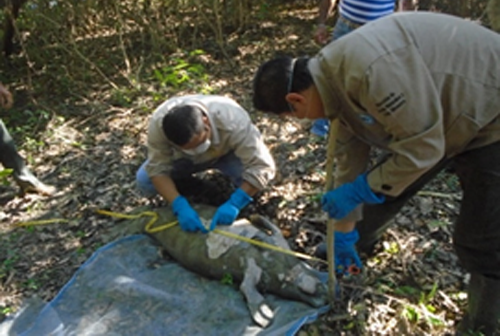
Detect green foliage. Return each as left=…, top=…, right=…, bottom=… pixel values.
left=23, top=136, right=46, bottom=154
left=427, top=220, right=448, bottom=229
left=394, top=285, right=420, bottom=299
left=76, top=247, right=87, bottom=255
left=0, top=169, right=13, bottom=186
left=343, top=320, right=356, bottom=330
left=220, top=273, right=233, bottom=286
left=76, top=230, right=86, bottom=238
left=404, top=306, right=419, bottom=322
left=382, top=241, right=399, bottom=254
left=401, top=282, right=445, bottom=327
left=307, top=193, right=322, bottom=203
left=152, top=49, right=212, bottom=97
left=109, top=88, right=136, bottom=107
left=9, top=109, right=51, bottom=130
left=419, top=282, right=438, bottom=304
left=257, top=2, right=272, bottom=19
left=0, top=250, right=19, bottom=280
left=23, top=278, right=39, bottom=290
left=1, top=306, right=13, bottom=315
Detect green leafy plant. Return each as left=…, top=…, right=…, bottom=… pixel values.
left=152, top=49, right=212, bottom=94
left=394, top=285, right=420, bottom=299
left=220, top=273, right=233, bottom=286
left=0, top=250, right=19, bottom=280
left=0, top=169, right=13, bottom=186
left=427, top=220, right=448, bottom=229
left=402, top=282, right=445, bottom=327
left=1, top=306, right=13, bottom=315
left=307, top=193, right=322, bottom=203
left=24, top=278, right=39, bottom=290
left=76, top=247, right=87, bottom=255
left=382, top=241, right=399, bottom=254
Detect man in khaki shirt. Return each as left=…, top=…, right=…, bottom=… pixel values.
left=252, top=12, right=500, bottom=334
left=136, top=95, right=275, bottom=233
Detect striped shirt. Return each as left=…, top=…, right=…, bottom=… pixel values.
left=339, top=0, right=396, bottom=24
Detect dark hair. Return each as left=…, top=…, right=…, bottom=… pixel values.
left=162, top=104, right=205, bottom=146
left=252, top=56, right=314, bottom=114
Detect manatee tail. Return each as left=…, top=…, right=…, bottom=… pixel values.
left=487, top=0, right=500, bottom=32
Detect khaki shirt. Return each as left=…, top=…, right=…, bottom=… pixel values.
left=146, top=95, right=275, bottom=190
left=309, top=12, right=500, bottom=221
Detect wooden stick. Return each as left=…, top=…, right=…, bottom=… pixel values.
left=325, top=118, right=340, bottom=304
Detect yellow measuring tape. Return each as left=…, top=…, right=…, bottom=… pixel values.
left=96, top=210, right=327, bottom=264
left=15, top=218, right=70, bottom=227
left=15, top=210, right=327, bottom=265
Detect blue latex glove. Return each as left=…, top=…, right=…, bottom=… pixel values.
left=210, top=188, right=252, bottom=230
left=171, top=196, right=207, bottom=233
left=321, top=173, right=385, bottom=219
left=335, top=229, right=362, bottom=275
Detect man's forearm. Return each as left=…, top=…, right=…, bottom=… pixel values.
left=151, top=175, right=180, bottom=203
left=334, top=220, right=356, bottom=232
left=318, top=0, right=337, bottom=25
left=239, top=180, right=259, bottom=197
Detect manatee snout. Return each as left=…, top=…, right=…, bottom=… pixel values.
left=278, top=265, right=328, bottom=308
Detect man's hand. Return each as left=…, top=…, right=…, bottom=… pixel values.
left=0, top=84, right=13, bottom=109
left=171, top=196, right=206, bottom=233
left=314, top=24, right=330, bottom=44
left=322, top=173, right=385, bottom=219
left=210, top=188, right=252, bottom=230
left=335, top=229, right=362, bottom=275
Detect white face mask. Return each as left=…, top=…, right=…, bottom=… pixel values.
left=182, top=138, right=211, bottom=156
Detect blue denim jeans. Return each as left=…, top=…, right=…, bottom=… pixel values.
left=136, top=151, right=244, bottom=197
left=331, top=15, right=360, bottom=41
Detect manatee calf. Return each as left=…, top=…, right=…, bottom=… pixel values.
left=141, top=204, right=328, bottom=327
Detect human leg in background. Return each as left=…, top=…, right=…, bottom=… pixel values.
left=0, top=119, right=55, bottom=195
left=453, top=142, right=500, bottom=334
left=136, top=158, right=202, bottom=198
left=135, top=152, right=243, bottom=201
left=210, top=151, right=243, bottom=187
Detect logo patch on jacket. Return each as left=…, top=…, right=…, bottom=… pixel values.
left=359, top=114, right=375, bottom=125
left=375, top=92, right=406, bottom=116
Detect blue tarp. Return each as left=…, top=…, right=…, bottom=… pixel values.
left=1, top=235, right=329, bottom=335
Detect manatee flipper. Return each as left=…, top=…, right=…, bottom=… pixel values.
left=248, top=214, right=275, bottom=236
left=239, top=258, right=274, bottom=328
left=248, top=214, right=291, bottom=250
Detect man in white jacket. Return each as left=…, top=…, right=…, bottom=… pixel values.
left=136, top=95, right=275, bottom=233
